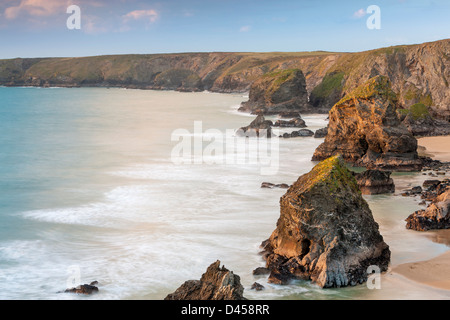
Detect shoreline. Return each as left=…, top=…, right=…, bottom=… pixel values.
left=392, top=136, right=450, bottom=292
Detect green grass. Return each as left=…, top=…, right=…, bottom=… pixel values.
left=311, top=71, right=345, bottom=98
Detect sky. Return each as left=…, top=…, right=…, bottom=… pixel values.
left=0, top=0, right=449, bottom=59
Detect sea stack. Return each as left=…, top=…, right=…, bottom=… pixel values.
left=261, top=156, right=391, bottom=288
left=164, top=261, right=246, bottom=300
left=238, top=69, right=311, bottom=115
left=312, top=76, right=423, bottom=172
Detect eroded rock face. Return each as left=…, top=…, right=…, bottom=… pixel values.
left=262, top=156, right=391, bottom=288
left=354, top=170, right=395, bottom=195
left=164, top=261, right=246, bottom=300
left=312, top=76, right=423, bottom=172
left=238, top=69, right=312, bottom=115
left=406, top=189, right=450, bottom=231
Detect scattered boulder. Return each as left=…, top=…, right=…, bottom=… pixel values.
left=261, top=182, right=290, bottom=189
left=406, top=189, right=450, bottom=231
left=280, top=129, right=314, bottom=138
left=252, top=267, right=270, bottom=276
left=236, top=115, right=272, bottom=138
left=354, top=170, right=395, bottom=195
left=273, top=117, right=306, bottom=128
left=312, top=76, right=423, bottom=172
left=314, top=127, right=328, bottom=138
left=164, top=261, right=246, bottom=300
left=261, top=156, right=391, bottom=288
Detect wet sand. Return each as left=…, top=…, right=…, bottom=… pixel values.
left=418, top=136, right=450, bottom=162
left=393, top=137, right=450, bottom=293
left=393, top=250, right=450, bottom=291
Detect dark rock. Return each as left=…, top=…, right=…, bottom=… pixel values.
left=423, top=180, right=441, bottom=188
left=280, top=129, right=314, bottom=138
left=262, top=156, right=391, bottom=288
left=278, top=111, right=302, bottom=119
left=164, top=261, right=246, bottom=300
left=236, top=115, right=272, bottom=138
left=273, top=117, right=307, bottom=128
left=354, top=170, right=395, bottom=195
left=406, top=189, right=450, bottom=231
left=261, top=182, right=290, bottom=189
left=314, top=127, right=328, bottom=138
left=65, top=283, right=99, bottom=295
left=250, top=282, right=265, bottom=291
left=312, top=76, right=423, bottom=172
left=252, top=267, right=270, bottom=276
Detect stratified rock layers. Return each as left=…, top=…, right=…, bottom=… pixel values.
left=312, top=76, right=423, bottom=172
left=262, top=156, right=391, bottom=288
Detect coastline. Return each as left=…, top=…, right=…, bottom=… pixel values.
left=392, top=136, right=450, bottom=292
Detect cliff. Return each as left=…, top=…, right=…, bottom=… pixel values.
left=0, top=38, right=449, bottom=120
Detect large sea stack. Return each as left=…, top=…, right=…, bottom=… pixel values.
left=262, top=156, right=391, bottom=288
left=312, top=76, right=423, bottom=172
left=238, top=69, right=312, bottom=115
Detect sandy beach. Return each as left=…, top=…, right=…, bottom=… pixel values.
left=392, top=136, right=450, bottom=292
left=393, top=250, right=450, bottom=291
left=418, top=136, right=450, bottom=162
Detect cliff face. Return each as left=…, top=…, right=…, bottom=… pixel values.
left=262, top=156, right=391, bottom=288
left=312, top=76, right=423, bottom=172
left=0, top=39, right=449, bottom=120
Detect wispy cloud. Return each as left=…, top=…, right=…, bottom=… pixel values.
left=4, top=0, right=68, bottom=19
left=239, top=25, right=251, bottom=32
left=122, top=9, right=158, bottom=23
left=353, top=8, right=366, bottom=18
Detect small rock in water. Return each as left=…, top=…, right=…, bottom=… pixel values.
left=64, top=282, right=99, bottom=295
left=250, top=282, right=265, bottom=291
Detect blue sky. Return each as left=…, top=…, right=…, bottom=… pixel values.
left=0, top=0, right=449, bottom=58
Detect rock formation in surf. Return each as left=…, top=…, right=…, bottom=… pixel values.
left=261, top=155, right=391, bottom=288
left=406, top=188, right=450, bottom=231
left=236, top=115, right=273, bottom=138
left=164, top=261, right=246, bottom=300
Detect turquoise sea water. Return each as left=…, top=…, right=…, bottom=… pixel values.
left=0, top=87, right=448, bottom=300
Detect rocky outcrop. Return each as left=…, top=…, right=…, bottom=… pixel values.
left=398, top=103, right=450, bottom=136
left=354, top=170, right=395, bottom=195
left=238, top=69, right=313, bottom=115
left=312, top=76, right=423, bottom=172
left=64, top=281, right=99, bottom=295
left=164, top=261, right=246, bottom=300
left=273, top=117, right=307, bottom=128
left=314, top=127, right=328, bottom=138
left=236, top=115, right=273, bottom=138
left=261, top=182, right=290, bottom=189
left=406, top=189, right=450, bottom=231
left=280, top=129, right=314, bottom=138
left=261, top=156, right=391, bottom=288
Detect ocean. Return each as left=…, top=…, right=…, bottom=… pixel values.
left=0, top=87, right=448, bottom=300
